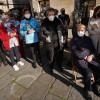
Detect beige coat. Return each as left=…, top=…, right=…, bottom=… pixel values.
left=88, top=17, right=100, bottom=53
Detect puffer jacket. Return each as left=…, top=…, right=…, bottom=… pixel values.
left=20, top=18, right=40, bottom=44
left=39, top=17, right=66, bottom=50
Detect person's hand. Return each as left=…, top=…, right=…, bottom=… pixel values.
left=27, top=29, right=36, bottom=34
left=63, top=40, right=66, bottom=44
left=46, top=40, right=51, bottom=43
left=86, top=55, right=93, bottom=62
left=13, top=32, right=16, bottom=36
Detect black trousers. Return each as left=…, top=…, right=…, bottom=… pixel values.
left=8, top=46, right=20, bottom=66
left=0, top=46, right=6, bottom=63
left=45, top=44, right=63, bottom=70
left=77, top=60, right=100, bottom=91
left=29, top=42, right=41, bottom=65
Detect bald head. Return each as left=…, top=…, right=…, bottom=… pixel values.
left=77, top=24, right=86, bottom=37
left=77, top=24, right=86, bottom=32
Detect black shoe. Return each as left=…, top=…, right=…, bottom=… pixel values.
left=58, top=67, right=63, bottom=72
left=84, top=88, right=94, bottom=100
left=48, top=69, right=53, bottom=74
left=92, top=84, right=100, bottom=96
left=32, top=63, right=37, bottom=68
left=38, top=61, right=43, bottom=66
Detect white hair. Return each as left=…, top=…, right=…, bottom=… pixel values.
left=1, top=15, right=10, bottom=23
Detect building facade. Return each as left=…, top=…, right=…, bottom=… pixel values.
left=0, top=0, right=99, bottom=27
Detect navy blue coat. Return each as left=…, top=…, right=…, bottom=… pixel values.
left=71, top=35, right=96, bottom=68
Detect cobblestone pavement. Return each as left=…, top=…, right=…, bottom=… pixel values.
left=0, top=30, right=100, bottom=100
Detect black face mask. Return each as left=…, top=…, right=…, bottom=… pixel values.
left=61, top=10, right=65, bottom=15
left=97, top=12, right=100, bottom=18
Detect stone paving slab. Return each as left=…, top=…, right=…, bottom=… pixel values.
left=21, top=81, right=49, bottom=100
left=50, top=79, right=71, bottom=99
left=0, top=82, right=26, bottom=100
left=0, top=65, right=13, bottom=79
left=35, top=73, right=55, bottom=87
left=0, top=74, right=15, bottom=91
left=8, top=59, right=31, bottom=78
left=44, top=93, right=63, bottom=100
left=94, top=95, right=100, bottom=100
left=67, top=86, right=86, bottom=100
left=15, top=67, right=41, bottom=88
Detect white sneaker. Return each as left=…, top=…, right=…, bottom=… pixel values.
left=17, top=61, right=24, bottom=66
left=13, top=65, right=19, bottom=71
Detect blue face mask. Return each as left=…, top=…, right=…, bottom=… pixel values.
left=43, top=7, right=47, bottom=11
left=11, top=20, right=15, bottom=23
left=14, top=13, right=17, bottom=16
left=4, top=22, right=11, bottom=27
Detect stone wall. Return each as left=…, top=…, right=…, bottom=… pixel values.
left=50, top=0, right=74, bottom=27
left=96, top=0, right=100, bottom=6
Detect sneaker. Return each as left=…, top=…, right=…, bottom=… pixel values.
left=13, top=65, right=19, bottom=71
left=17, top=61, right=24, bottom=66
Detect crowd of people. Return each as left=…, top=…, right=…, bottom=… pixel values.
left=0, top=6, right=100, bottom=100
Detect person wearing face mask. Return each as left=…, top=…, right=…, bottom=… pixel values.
left=71, top=24, right=100, bottom=100
left=20, top=8, right=42, bottom=68
left=54, top=9, right=68, bottom=60
left=59, top=8, right=70, bottom=48
left=10, top=13, right=20, bottom=29
left=39, top=8, right=65, bottom=74
left=9, top=13, right=25, bottom=58
left=0, top=15, right=24, bottom=71
left=88, top=6, right=100, bottom=56
left=12, top=9, right=20, bottom=21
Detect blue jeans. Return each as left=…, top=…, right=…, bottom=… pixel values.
left=8, top=46, right=20, bottom=66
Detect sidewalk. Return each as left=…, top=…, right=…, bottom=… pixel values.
left=0, top=29, right=99, bottom=100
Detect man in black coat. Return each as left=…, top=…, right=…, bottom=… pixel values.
left=59, top=8, right=70, bottom=48
left=71, top=24, right=100, bottom=100
left=39, top=8, right=67, bottom=74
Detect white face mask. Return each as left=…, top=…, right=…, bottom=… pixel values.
left=77, top=31, right=85, bottom=37
left=48, top=15, right=55, bottom=21
left=25, top=14, right=31, bottom=19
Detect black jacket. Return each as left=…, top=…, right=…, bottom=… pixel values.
left=39, top=17, right=66, bottom=50
left=59, top=14, right=70, bottom=26
left=71, top=35, right=96, bottom=68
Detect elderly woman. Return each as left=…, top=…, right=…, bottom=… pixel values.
left=88, top=6, right=100, bottom=54
left=20, top=8, right=42, bottom=68
left=0, top=15, right=24, bottom=71
left=9, top=13, right=25, bottom=57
